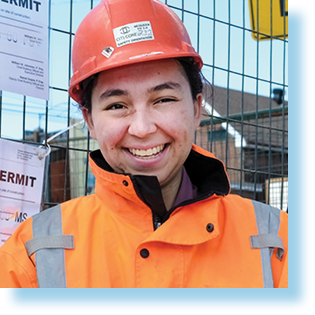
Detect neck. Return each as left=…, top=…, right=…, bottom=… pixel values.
left=161, top=167, right=183, bottom=211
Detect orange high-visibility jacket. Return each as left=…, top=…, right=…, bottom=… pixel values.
left=0, top=145, right=288, bottom=288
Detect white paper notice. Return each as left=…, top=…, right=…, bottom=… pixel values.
left=0, top=0, right=49, bottom=100
left=0, top=138, right=47, bottom=246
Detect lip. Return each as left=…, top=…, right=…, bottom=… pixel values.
left=124, top=143, right=169, bottom=165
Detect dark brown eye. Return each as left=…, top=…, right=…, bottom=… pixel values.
left=106, top=103, right=124, bottom=110
left=156, top=98, right=176, bottom=104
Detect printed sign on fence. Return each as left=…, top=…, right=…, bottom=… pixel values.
left=0, top=0, right=49, bottom=100
left=0, top=139, right=47, bottom=247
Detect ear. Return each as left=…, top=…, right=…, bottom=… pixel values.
left=193, top=93, right=203, bottom=129
left=81, top=107, right=96, bottom=139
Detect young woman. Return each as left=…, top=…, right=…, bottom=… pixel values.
left=0, top=0, right=288, bottom=288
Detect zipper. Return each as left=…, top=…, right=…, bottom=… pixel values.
left=129, top=175, right=161, bottom=230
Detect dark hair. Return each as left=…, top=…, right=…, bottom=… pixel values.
left=176, top=57, right=203, bottom=101
left=79, top=74, right=99, bottom=113
left=78, top=57, right=212, bottom=113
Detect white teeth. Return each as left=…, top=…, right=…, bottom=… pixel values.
left=129, top=145, right=165, bottom=157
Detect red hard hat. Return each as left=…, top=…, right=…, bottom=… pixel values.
left=69, top=0, right=203, bottom=103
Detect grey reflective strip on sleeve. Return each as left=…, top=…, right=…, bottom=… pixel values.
left=251, top=200, right=283, bottom=288
left=25, top=235, right=74, bottom=256
left=29, top=205, right=74, bottom=288
left=250, top=234, right=284, bottom=260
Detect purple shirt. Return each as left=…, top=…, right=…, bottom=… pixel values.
left=172, top=167, right=198, bottom=208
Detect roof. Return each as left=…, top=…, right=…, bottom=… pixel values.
left=199, top=85, right=288, bottom=149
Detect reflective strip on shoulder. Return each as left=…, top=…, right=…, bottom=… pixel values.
left=250, top=200, right=284, bottom=288
left=26, top=204, right=74, bottom=288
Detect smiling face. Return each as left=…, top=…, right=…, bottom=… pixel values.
left=82, top=58, right=202, bottom=192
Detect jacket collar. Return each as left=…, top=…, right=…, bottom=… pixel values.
left=184, top=144, right=230, bottom=197
left=89, top=144, right=230, bottom=222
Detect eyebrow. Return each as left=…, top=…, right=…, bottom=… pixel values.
left=100, top=89, right=128, bottom=99
left=148, top=81, right=182, bottom=93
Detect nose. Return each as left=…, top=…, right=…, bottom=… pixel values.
left=128, top=109, right=157, bottom=138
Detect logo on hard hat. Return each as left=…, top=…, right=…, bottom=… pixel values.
left=113, top=21, right=154, bottom=48
left=120, top=26, right=130, bottom=34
